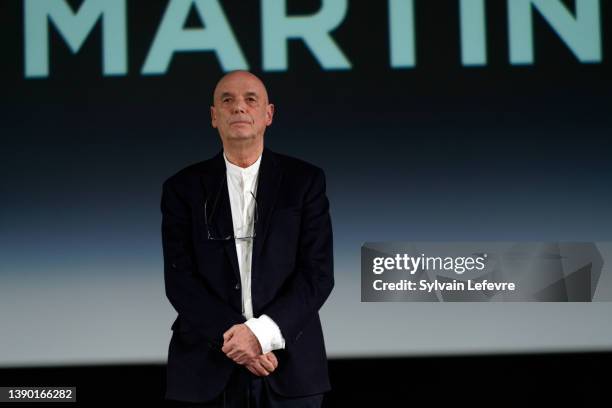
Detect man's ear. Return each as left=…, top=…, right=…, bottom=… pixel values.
left=266, top=104, right=275, bottom=126
left=210, top=106, right=217, bottom=128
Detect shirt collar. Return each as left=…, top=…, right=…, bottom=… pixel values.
left=223, top=151, right=262, bottom=178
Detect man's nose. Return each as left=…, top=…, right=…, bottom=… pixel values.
left=231, top=99, right=247, bottom=113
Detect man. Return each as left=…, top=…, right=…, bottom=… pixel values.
left=161, top=70, right=334, bottom=407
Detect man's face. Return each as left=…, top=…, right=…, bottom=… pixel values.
left=210, top=72, right=274, bottom=146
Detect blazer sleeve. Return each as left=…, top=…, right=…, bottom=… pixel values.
left=161, top=177, right=246, bottom=348
left=260, top=167, right=334, bottom=348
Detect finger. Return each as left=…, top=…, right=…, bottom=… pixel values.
left=260, top=352, right=277, bottom=369
left=223, top=326, right=235, bottom=343
left=227, top=349, right=241, bottom=361
left=238, top=351, right=258, bottom=365
left=246, top=364, right=260, bottom=376
left=236, top=354, right=249, bottom=365
left=234, top=351, right=252, bottom=365
left=259, top=357, right=274, bottom=373
left=221, top=341, right=235, bottom=355
left=266, top=352, right=278, bottom=368
left=252, top=361, right=270, bottom=377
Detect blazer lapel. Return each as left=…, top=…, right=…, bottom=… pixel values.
left=252, top=148, right=282, bottom=277
left=200, top=151, right=241, bottom=284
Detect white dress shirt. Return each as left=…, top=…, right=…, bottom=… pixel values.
left=223, top=151, right=285, bottom=354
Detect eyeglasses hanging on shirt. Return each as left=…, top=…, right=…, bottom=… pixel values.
left=204, top=175, right=259, bottom=241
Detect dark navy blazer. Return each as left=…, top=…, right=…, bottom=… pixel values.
left=161, top=147, right=334, bottom=403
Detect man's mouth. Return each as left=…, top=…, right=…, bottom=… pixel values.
left=230, top=119, right=251, bottom=125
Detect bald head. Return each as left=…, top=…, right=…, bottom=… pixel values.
left=213, top=70, right=269, bottom=105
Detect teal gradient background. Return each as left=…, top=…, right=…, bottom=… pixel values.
left=1, top=0, right=611, bottom=367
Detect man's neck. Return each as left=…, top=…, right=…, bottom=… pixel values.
left=223, top=143, right=263, bottom=168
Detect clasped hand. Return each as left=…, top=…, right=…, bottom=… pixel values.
left=222, top=324, right=278, bottom=376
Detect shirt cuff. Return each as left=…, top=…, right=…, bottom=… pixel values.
left=245, top=314, right=286, bottom=354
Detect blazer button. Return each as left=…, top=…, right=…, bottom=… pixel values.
left=234, top=283, right=241, bottom=290
left=171, top=263, right=177, bottom=269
